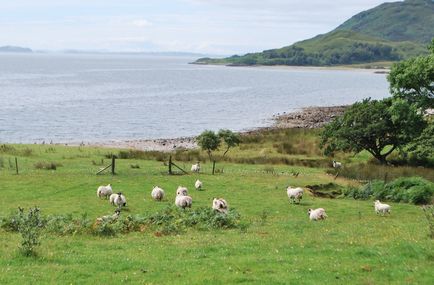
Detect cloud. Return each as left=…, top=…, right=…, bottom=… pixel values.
left=131, top=19, right=152, bottom=27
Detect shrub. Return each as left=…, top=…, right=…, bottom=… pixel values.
left=17, top=207, right=44, bottom=256
left=345, top=177, right=434, bottom=205
left=34, top=161, right=62, bottom=170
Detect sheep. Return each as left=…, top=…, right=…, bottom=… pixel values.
left=175, top=190, right=192, bottom=209
left=212, top=198, right=228, bottom=214
left=109, top=192, right=127, bottom=207
left=195, top=179, right=203, bottom=190
left=96, top=209, right=120, bottom=223
left=151, top=186, right=165, bottom=201
left=286, top=186, right=303, bottom=204
left=176, top=186, right=188, bottom=196
left=374, top=200, right=391, bottom=215
left=308, top=208, right=327, bottom=221
left=191, top=162, right=200, bottom=173
left=332, top=160, right=342, bottom=168
left=97, top=184, right=113, bottom=199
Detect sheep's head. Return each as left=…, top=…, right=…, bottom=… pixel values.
left=114, top=209, right=121, bottom=214
left=307, top=208, right=313, bottom=216
left=176, top=187, right=188, bottom=196
left=117, top=192, right=122, bottom=197
left=374, top=200, right=380, bottom=204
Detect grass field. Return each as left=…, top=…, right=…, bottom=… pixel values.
left=0, top=144, right=433, bottom=284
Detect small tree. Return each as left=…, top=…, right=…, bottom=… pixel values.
left=18, top=207, right=43, bottom=256
left=197, top=130, right=220, bottom=174
left=388, top=39, right=434, bottom=109
left=218, top=129, right=241, bottom=157
left=320, top=98, right=426, bottom=164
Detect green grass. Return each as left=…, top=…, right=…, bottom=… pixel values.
left=0, top=144, right=433, bottom=284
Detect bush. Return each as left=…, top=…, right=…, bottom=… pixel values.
left=345, top=177, right=434, bottom=205
left=34, top=161, right=62, bottom=170
left=17, top=207, right=44, bottom=256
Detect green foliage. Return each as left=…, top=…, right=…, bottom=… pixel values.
left=17, top=207, right=44, bottom=256
left=346, top=177, right=434, bottom=204
left=146, top=206, right=243, bottom=235
left=218, top=129, right=241, bottom=156
left=405, top=121, right=434, bottom=165
left=320, top=98, right=426, bottom=163
left=197, top=130, right=220, bottom=160
left=388, top=40, right=434, bottom=108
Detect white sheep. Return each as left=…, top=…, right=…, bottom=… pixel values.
left=195, top=179, right=203, bottom=190
left=97, top=184, right=113, bottom=199
left=286, top=186, right=303, bottom=204
left=212, top=198, right=228, bottom=214
left=175, top=190, right=192, bottom=209
left=109, top=192, right=127, bottom=207
left=374, top=200, right=391, bottom=215
left=176, top=186, right=188, bottom=196
left=96, top=209, right=120, bottom=223
left=191, top=162, right=200, bottom=173
left=151, top=186, right=165, bottom=201
left=308, top=208, right=327, bottom=221
left=332, top=160, right=342, bottom=168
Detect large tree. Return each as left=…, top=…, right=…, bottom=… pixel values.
left=388, top=39, right=434, bottom=109
left=320, top=98, right=426, bottom=164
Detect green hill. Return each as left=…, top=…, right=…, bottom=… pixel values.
left=194, top=0, right=434, bottom=66
left=336, top=0, right=434, bottom=44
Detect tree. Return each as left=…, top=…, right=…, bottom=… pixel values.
left=320, top=98, right=426, bottom=164
left=218, top=129, right=241, bottom=157
left=405, top=121, right=434, bottom=164
left=197, top=130, right=220, bottom=174
left=388, top=39, right=434, bottom=109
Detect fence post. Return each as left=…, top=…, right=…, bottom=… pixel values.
left=111, top=156, right=116, bottom=175
left=212, top=160, right=216, bottom=175
left=15, top=157, right=19, bottom=175
left=168, top=155, right=173, bottom=175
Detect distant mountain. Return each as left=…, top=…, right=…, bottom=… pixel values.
left=0, top=46, right=33, bottom=53
left=194, top=0, right=434, bottom=66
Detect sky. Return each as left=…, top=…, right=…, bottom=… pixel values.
left=0, top=0, right=395, bottom=55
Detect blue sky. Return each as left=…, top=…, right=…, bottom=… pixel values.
left=0, top=0, right=393, bottom=54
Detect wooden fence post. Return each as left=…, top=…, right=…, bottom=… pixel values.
left=212, top=160, right=216, bottom=175
left=111, top=156, right=116, bottom=175
left=168, top=155, right=173, bottom=175
left=15, top=157, right=19, bottom=175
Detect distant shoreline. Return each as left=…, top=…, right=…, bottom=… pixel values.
left=61, top=105, right=348, bottom=152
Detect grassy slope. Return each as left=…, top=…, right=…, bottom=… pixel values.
left=336, top=0, right=434, bottom=44
left=0, top=144, right=433, bottom=284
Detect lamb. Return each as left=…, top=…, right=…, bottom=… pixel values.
left=191, top=162, right=200, bottom=173
left=332, top=160, right=342, bottom=168
left=308, top=208, right=327, bottom=221
left=175, top=189, right=192, bottom=209
left=374, top=200, right=391, bottom=215
left=96, top=209, right=120, bottom=223
left=195, top=179, right=203, bottom=190
left=176, top=186, right=188, bottom=196
left=97, top=184, right=113, bottom=199
left=109, top=192, right=127, bottom=207
left=212, top=198, right=228, bottom=214
left=286, top=186, right=303, bottom=204
left=151, top=186, right=165, bottom=201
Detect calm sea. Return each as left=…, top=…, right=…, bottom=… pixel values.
left=0, top=53, right=389, bottom=143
